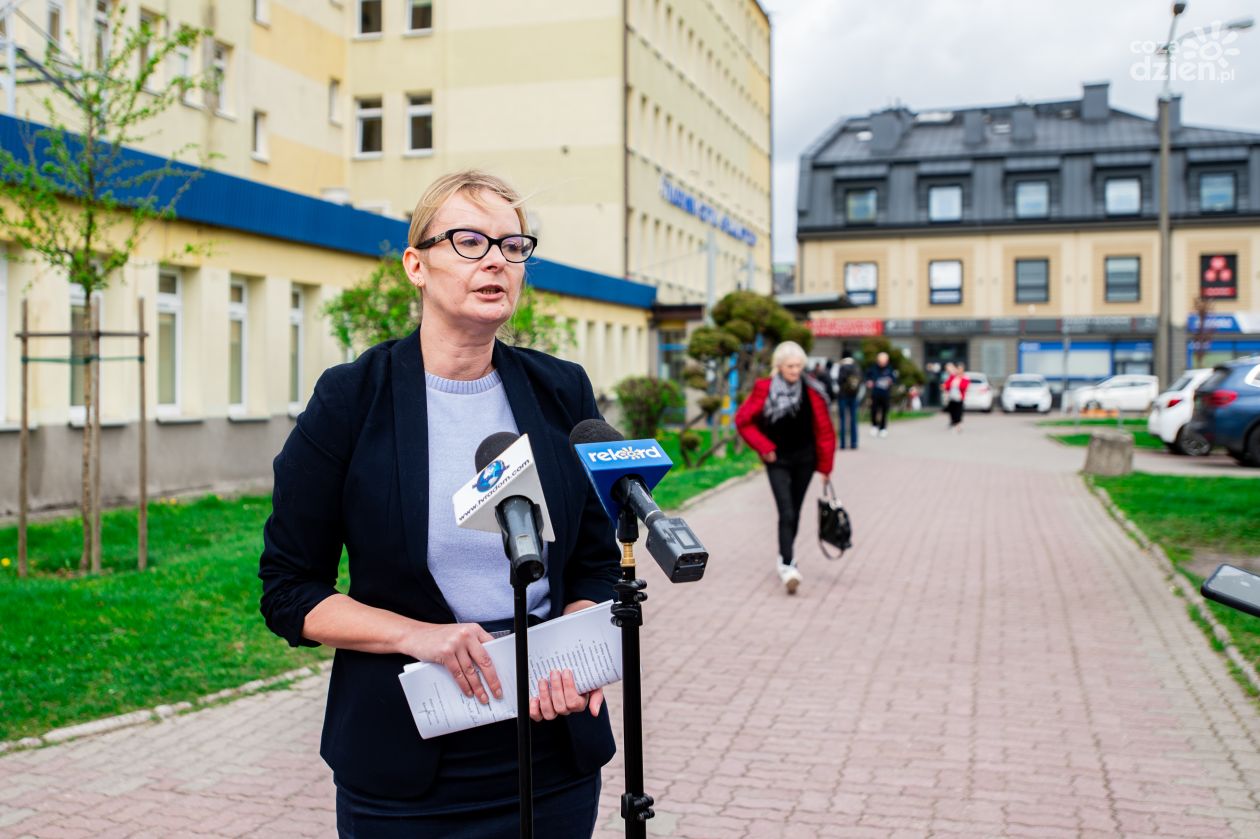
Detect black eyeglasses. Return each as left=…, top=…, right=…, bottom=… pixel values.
left=414, top=229, right=538, bottom=263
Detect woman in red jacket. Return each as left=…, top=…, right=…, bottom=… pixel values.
left=942, top=361, right=971, bottom=433
left=735, top=341, right=836, bottom=595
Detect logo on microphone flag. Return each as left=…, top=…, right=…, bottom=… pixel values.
left=453, top=434, right=555, bottom=542
left=475, top=460, right=505, bottom=492
left=572, top=438, right=673, bottom=520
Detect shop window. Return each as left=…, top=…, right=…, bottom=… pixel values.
left=1104, top=256, right=1140, bottom=302
left=1014, top=258, right=1049, bottom=303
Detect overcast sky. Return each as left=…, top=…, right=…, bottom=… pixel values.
left=761, top=0, right=1260, bottom=263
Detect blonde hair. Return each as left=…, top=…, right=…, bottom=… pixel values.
left=407, top=170, right=529, bottom=248
left=771, top=340, right=807, bottom=370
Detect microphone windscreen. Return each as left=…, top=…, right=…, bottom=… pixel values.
left=475, top=431, right=521, bottom=472
left=569, top=418, right=624, bottom=447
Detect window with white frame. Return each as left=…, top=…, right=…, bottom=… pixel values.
left=928, top=185, right=963, bottom=222
left=356, top=97, right=383, bottom=155
left=176, top=44, right=192, bottom=104
left=844, top=262, right=877, bottom=306
left=328, top=78, right=341, bottom=124
left=1104, top=178, right=1141, bottom=216
left=0, top=252, right=7, bottom=422
left=928, top=259, right=963, bottom=305
left=69, top=283, right=88, bottom=421
left=228, top=280, right=247, bottom=411
left=359, top=0, right=382, bottom=34
left=252, top=110, right=268, bottom=160
left=93, top=0, right=110, bottom=67
left=406, top=93, right=433, bottom=153
left=48, top=1, right=63, bottom=49
left=208, top=40, right=231, bottom=114
left=289, top=287, right=303, bottom=407
left=156, top=268, right=181, bottom=413
left=138, top=8, right=160, bottom=88
left=406, top=0, right=432, bottom=32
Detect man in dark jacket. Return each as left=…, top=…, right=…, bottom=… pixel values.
left=865, top=352, right=898, bottom=438
left=835, top=356, right=862, bottom=449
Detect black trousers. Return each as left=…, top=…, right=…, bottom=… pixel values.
left=948, top=400, right=965, bottom=426
left=870, top=392, right=891, bottom=430
left=766, top=459, right=815, bottom=564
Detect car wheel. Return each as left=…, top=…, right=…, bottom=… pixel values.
left=1175, top=428, right=1211, bottom=457
left=1085, top=400, right=1101, bottom=411
left=984, top=405, right=993, bottom=413
left=1244, top=428, right=1260, bottom=467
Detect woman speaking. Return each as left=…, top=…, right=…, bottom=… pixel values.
left=259, top=171, right=619, bottom=837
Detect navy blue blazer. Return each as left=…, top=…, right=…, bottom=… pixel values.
left=259, top=331, right=620, bottom=799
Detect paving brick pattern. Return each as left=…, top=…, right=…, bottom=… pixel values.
left=4, top=413, right=1259, bottom=838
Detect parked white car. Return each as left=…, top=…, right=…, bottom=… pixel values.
left=1062, top=374, right=1160, bottom=414
left=962, top=372, right=994, bottom=412
left=1147, top=368, right=1214, bottom=455
left=1000, top=374, right=1053, bottom=413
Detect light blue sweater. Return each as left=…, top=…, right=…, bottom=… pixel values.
left=424, top=370, right=551, bottom=623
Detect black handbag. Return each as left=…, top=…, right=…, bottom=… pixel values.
left=818, top=479, right=853, bottom=559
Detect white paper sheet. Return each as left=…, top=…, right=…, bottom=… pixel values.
left=398, top=601, right=623, bottom=739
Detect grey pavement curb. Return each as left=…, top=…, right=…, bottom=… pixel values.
left=1086, top=476, right=1260, bottom=696
left=0, top=660, right=333, bottom=756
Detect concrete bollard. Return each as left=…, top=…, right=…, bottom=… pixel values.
left=1083, top=430, right=1134, bottom=476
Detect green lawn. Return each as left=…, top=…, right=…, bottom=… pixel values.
left=0, top=443, right=758, bottom=742
left=1039, top=418, right=1147, bottom=428
left=1093, top=473, right=1260, bottom=675
left=652, top=428, right=761, bottom=511
left=1051, top=430, right=1165, bottom=450
left=0, top=495, right=332, bottom=742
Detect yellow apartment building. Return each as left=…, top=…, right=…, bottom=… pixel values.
left=797, top=82, right=1260, bottom=395
left=0, top=0, right=770, bottom=513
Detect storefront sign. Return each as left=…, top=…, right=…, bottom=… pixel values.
left=1200, top=254, right=1238, bottom=300
left=882, top=317, right=1159, bottom=337
left=884, top=319, right=916, bottom=336
left=1187, top=313, right=1260, bottom=334
left=806, top=318, right=884, bottom=338
left=659, top=178, right=757, bottom=246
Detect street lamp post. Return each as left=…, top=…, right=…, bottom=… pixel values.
left=1155, top=6, right=1254, bottom=387
left=1155, top=2, right=1186, bottom=390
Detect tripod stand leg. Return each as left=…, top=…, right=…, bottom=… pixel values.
left=614, top=553, right=654, bottom=837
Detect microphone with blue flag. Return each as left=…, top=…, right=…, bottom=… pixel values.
left=569, top=419, right=708, bottom=583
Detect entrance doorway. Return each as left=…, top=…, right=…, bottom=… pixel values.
left=924, top=341, right=968, bottom=407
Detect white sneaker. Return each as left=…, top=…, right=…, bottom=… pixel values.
left=878, top=429, right=888, bottom=438
left=777, top=562, right=802, bottom=594
left=869, top=427, right=878, bottom=437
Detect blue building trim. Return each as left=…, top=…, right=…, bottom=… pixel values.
left=0, top=113, right=655, bottom=310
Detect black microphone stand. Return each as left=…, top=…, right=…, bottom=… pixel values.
left=612, top=506, right=654, bottom=838
left=511, top=560, right=534, bottom=839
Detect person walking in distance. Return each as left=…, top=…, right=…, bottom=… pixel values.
left=943, top=361, right=970, bottom=433
left=865, top=351, right=898, bottom=438
left=835, top=355, right=863, bottom=450
left=735, top=341, right=836, bottom=595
